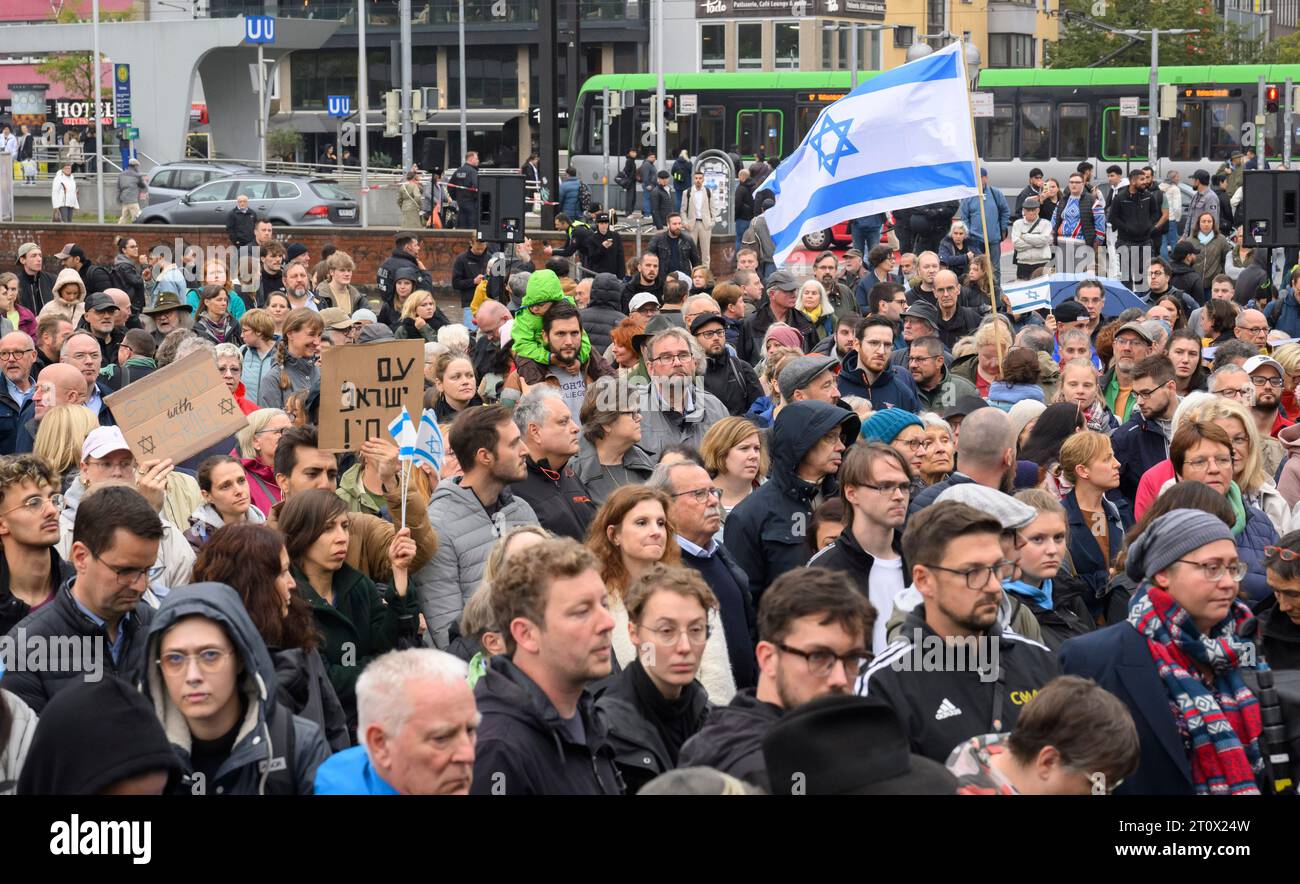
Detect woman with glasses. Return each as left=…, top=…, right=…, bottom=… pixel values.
left=593, top=563, right=715, bottom=794
left=859, top=409, right=930, bottom=496
left=184, top=455, right=267, bottom=552
left=191, top=523, right=350, bottom=752
left=586, top=485, right=735, bottom=703
left=279, top=489, right=420, bottom=728
left=1058, top=431, right=1125, bottom=620
left=1060, top=507, right=1268, bottom=795
left=139, top=582, right=331, bottom=794
left=700, top=416, right=768, bottom=524
left=1159, top=419, right=1278, bottom=601
left=214, top=343, right=257, bottom=416
left=574, top=376, right=655, bottom=506
left=32, top=404, right=99, bottom=492
left=236, top=408, right=292, bottom=518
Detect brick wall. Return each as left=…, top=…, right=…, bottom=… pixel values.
left=0, top=223, right=740, bottom=294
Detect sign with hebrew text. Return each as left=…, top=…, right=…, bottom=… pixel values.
left=318, top=339, right=425, bottom=451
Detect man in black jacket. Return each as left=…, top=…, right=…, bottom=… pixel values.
left=582, top=213, right=624, bottom=276
left=678, top=566, right=873, bottom=790
left=0, top=455, right=75, bottom=636
left=0, top=485, right=162, bottom=713
left=376, top=234, right=434, bottom=308
left=1262, top=540, right=1300, bottom=671
left=508, top=387, right=597, bottom=542
left=649, top=171, right=674, bottom=229
left=741, top=269, right=816, bottom=363
left=621, top=252, right=664, bottom=313
left=809, top=443, right=910, bottom=655
left=225, top=195, right=258, bottom=247
left=857, top=501, right=1060, bottom=763
left=470, top=537, right=623, bottom=795
left=450, top=235, right=491, bottom=328
left=54, top=243, right=113, bottom=297
left=619, top=148, right=638, bottom=214
left=449, top=150, right=479, bottom=228
left=692, top=313, right=761, bottom=416
left=15, top=243, right=54, bottom=315
left=648, top=213, right=700, bottom=281
left=1108, top=168, right=1160, bottom=292
left=580, top=272, right=627, bottom=353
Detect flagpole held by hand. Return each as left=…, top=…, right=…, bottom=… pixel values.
left=960, top=44, right=1002, bottom=364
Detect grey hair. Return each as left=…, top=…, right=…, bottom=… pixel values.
left=176, top=335, right=217, bottom=363
left=424, top=340, right=449, bottom=363
left=508, top=271, right=531, bottom=300
left=236, top=407, right=288, bottom=458
left=685, top=294, right=721, bottom=315
left=438, top=323, right=470, bottom=355
left=59, top=331, right=98, bottom=359
left=919, top=411, right=955, bottom=441
left=949, top=219, right=968, bottom=234
left=214, top=342, right=242, bottom=363
left=1015, top=325, right=1054, bottom=354
left=356, top=648, right=470, bottom=745
left=513, top=385, right=565, bottom=436
left=646, top=327, right=704, bottom=366
left=4, top=331, right=35, bottom=351
left=646, top=460, right=700, bottom=494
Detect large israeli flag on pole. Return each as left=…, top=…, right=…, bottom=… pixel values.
left=756, top=42, right=980, bottom=266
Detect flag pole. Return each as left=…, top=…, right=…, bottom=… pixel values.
left=959, top=43, right=1002, bottom=362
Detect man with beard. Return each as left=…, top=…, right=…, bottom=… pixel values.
left=77, top=293, right=124, bottom=372
left=812, top=251, right=854, bottom=318
left=908, top=335, right=977, bottom=412
left=905, top=251, right=941, bottom=305
left=678, top=567, right=873, bottom=790
left=638, top=327, right=729, bottom=456
left=837, top=316, right=922, bottom=412
left=1111, top=355, right=1179, bottom=504
left=621, top=252, right=664, bottom=313
left=283, top=262, right=322, bottom=312
left=857, top=501, right=1059, bottom=762
left=692, top=313, right=761, bottom=416
left=909, top=407, right=1017, bottom=516
left=1102, top=321, right=1153, bottom=423
left=1245, top=355, right=1292, bottom=439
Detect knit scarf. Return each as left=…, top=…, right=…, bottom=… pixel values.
left=1082, top=400, right=1113, bottom=433
left=1004, top=578, right=1054, bottom=611
left=1224, top=482, right=1248, bottom=537
left=1127, top=585, right=1263, bottom=794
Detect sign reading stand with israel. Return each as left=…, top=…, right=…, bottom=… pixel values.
left=756, top=42, right=980, bottom=266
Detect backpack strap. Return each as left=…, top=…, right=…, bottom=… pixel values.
left=262, top=704, right=298, bottom=795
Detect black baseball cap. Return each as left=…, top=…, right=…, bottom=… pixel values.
left=1052, top=300, right=1089, bottom=324
left=85, top=292, right=119, bottom=313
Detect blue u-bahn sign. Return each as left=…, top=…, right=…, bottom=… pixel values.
left=326, top=95, right=352, bottom=118
left=244, top=15, right=276, bottom=44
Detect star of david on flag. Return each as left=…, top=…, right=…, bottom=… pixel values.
left=809, top=114, right=858, bottom=176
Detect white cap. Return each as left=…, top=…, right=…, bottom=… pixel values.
left=1244, top=354, right=1284, bottom=376
left=81, top=426, right=131, bottom=461
left=351, top=308, right=378, bottom=323
left=629, top=292, right=659, bottom=312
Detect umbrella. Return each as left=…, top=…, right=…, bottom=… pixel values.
left=1038, top=273, right=1149, bottom=317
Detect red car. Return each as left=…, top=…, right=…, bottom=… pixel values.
left=799, top=217, right=892, bottom=251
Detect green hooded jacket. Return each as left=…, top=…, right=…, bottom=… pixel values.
left=512, top=268, right=592, bottom=366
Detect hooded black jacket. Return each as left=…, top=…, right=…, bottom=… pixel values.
left=594, top=658, right=710, bottom=794
left=724, top=401, right=859, bottom=604
left=701, top=350, right=763, bottom=416
left=581, top=272, right=628, bottom=353
left=376, top=249, right=434, bottom=307
left=451, top=247, right=492, bottom=308
left=509, top=455, right=598, bottom=542
left=1, top=580, right=154, bottom=713
left=1255, top=594, right=1300, bottom=672
left=676, top=687, right=782, bottom=790
left=471, top=655, right=623, bottom=795
left=858, top=605, right=1061, bottom=763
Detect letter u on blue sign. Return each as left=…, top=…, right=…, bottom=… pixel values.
left=245, top=16, right=275, bottom=44
left=328, top=96, right=351, bottom=117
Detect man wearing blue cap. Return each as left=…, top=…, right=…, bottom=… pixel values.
left=959, top=168, right=1010, bottom=287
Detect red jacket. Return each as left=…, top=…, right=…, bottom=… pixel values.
left=241, top=456, right=281, bottom=516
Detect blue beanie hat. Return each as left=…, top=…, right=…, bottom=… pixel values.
left=860, top=408, right=925, bottom=444
left=1125, top=508, right=1235, bottom=582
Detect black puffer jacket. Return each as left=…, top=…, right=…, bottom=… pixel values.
left=677, top=688, right=782, bottom=791
left=1255, top=594, right=1300, bottom=671
left=580, top=272, right=628, bottom=353
left=471, top=655, right=623, bottom=795
left=509, top=455, right=598, bottom=542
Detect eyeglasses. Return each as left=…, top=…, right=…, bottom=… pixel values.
left=158, top=648, right=234, bottom=675
left=924, top=560, right=1020, bottom=589
left=1251, top=376, right=1284, bottom=388
left=1215, top=387, right=1254, bottom=400
left=672, top=486, right=723, bottom=504
left=650, top=352, right=692, bottom=365
left=859, top=481, right=911, bottom=497
left=1238, top=325, right=1269, bottom=335
left=1132, top=385, right=1166, bottom=400
left=696, top=328, right=726, bottom=339
left=638, top=623, right=711, bottom=647
left=90, top=551, right=165, bottom=586
left=255, top=426, right=287, bottom=437
left=0, top=492, right=63, bottom=517
left=1266, top=546, right=1300, bottom=561
left=775, top=642, right=870, bottom=679
left=217, top=365, right=241, bottom=375
left=0, top=348, right=34, bottom=361
left=1183, top=455, right=1234, bottom=471
left=85, top=457, right=137, bottom=476
left=906, top=355, right=942, bottom=364
left=897, top=437, right=933, bottom=452
left=1175, top=559, right=1248, bottom=582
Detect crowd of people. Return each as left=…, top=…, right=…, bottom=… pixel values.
left=4, top=146, right=1300, bottom=799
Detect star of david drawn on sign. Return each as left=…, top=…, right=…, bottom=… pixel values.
left=219, top=398, right=235, bottom=416
left=809, top=113, right=859, bottom=176
left=139, top=435, right=156, bottom=455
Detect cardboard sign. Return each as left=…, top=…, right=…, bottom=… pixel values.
left=1002, top=279, right=1054, bottom=316
left=104, top=351, right=249, bottom=464
left=318, top=339, right=425, bottom=451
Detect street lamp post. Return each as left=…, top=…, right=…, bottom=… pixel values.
left=1116, top=28, right=1195, bottom=171
left=358, top=0, right=369, bottom=226
left=822, top=22, right=898, bottom=87
left=93, top=0, right=103, bottom=224
left=459, top=0, right=467, bottom=161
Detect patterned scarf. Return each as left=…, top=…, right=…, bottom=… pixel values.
left=1082, top=400, right=1113, bottom=433
left=1127, top=585, right=1263, bottom=795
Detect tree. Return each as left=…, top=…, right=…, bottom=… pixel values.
left=33, top=2, right=132, bottom=107
left=1264, top=29, right=1300, bottom=64
left=267, top=128, right=304, bottom=162
left=1046, top=0, right=1256, bottom=69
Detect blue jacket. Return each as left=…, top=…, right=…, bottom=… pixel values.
left=1061, top=489, right=1124, bottom=619
left=959, top=184, right=1011, bottom=245
left=987, top=381, right=1044, bottom=412
left=0, top=383, right=32, bottom=456
left=836, top=349, right=921, bottom=413
left=1109, top=410, right=1169, bottom=506
left=1237, top=500, right=1279, bottom=602
left=558, top=177, right=582, bottom=217
left=314, top=745, right=400, bottom=795
left=1265, top=294, right=1300, bottom=339
left=1059, top=622, right=1194, bottom=795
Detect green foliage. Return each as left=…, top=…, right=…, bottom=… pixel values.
left=1265, top=29, right=1300, bottom=64
left=369, top=151, right=394, bottom=169
left=267, top=128, right=304, bottom=162
left=1046, top=0, right=1257, bottom=69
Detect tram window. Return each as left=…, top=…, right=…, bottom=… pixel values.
left=978, top=104, right=1014, bottom=161
left=1168, top=102, right=1203, bottom=161
left=738, top=110, right=782, bottom=159
left=1057, top=104, right=1089, bottom=160
left=1208, top=101, right=1245, bottom=161
left=1102, top=108, right=1147, bottom=161
left=1019, top=102, right=1051, bottom=161
left=1262, top=112, right=1280, bottom=158
left=698, top=105, right=725, bottom=156
left=587, top=105, right=604, bottom=155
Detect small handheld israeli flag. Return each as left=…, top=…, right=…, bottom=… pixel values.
left=414, top=409, right=445, bottom=473
left=388, top=407, right=417, bottom=459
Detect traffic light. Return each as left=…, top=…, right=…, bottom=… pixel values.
left=1266, top=83, right=1280, bottom=114
left=663, top=96, right=676, bottom=123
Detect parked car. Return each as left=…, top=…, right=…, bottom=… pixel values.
left=144, top=161, right=254, bottom=206
left=137, top=174, right=360, bottom=226
left=800, top=216, right=895, bottom=252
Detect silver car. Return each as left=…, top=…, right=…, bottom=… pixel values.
left=137, top=174, right=360, bottom=226
left=144, top=162, right=254, bottom=205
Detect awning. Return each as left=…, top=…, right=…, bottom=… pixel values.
left=277, top=108, right=524, bottom=133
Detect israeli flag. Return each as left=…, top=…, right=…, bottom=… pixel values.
left=757, top=42, right=980, bottom=266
